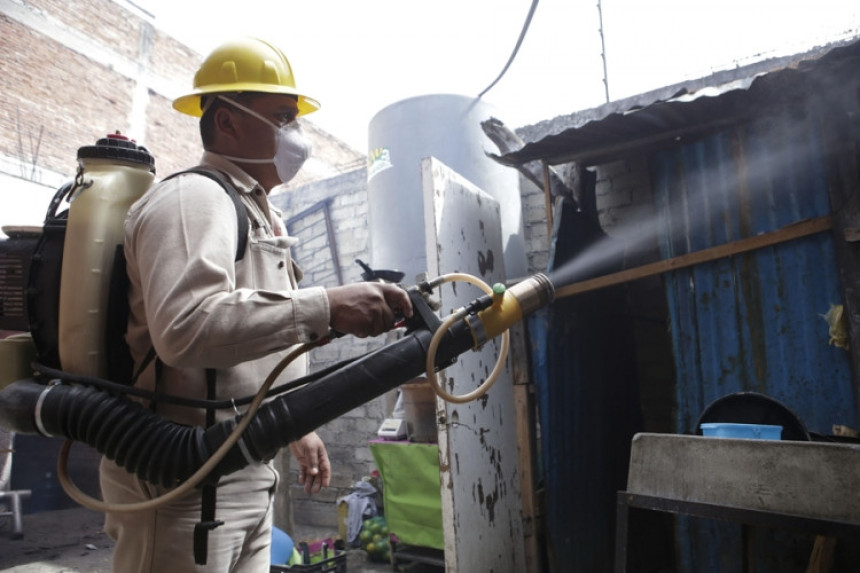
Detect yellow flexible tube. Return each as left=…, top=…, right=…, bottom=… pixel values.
left=424, top=273, right=511, bottom=404
left=57, top=342, right=313, bottom=513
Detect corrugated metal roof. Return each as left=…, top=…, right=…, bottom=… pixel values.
left=497, top=37, right=860, bottom=167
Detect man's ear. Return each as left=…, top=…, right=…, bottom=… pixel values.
left=214, top=106, right=241, bottom=143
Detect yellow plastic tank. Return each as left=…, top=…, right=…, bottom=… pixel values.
left=58, top=133, right=155, bottom=377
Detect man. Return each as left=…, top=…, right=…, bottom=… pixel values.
left=99, top=37, right=412, bottom=571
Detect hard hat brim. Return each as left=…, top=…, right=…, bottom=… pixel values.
left=173, top=85, right=321, bottom=118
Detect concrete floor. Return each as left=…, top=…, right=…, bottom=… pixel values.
left=0, top=507, right=425, bottom=572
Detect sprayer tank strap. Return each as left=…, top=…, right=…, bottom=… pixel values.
left=156, top=168, right=244, bottom=565
left=194, top=367, right=223, bottom=565
left=133, top=167, right=251, bottom=408
left=161, top=167, right=250, bottom=262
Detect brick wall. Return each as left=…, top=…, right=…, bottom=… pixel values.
left=519, top=175, right=551, bottom=274
left=0, top=1, right=200, bottom=180
left=517, top=153, right=676, bottom=434
left=594, top=156, right=661, bottom=266
left=0, top=1, right=361, bottom=199
left=145, top=90, right=203, bottom=177
left=1, top=18, right=130, bottom=174
left=28, top=0, right=144, bottom=61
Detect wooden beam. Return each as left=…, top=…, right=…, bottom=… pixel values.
left=806, top=535, right=837, bottom=573
left=481, top=117, right=576, bottom=203
left=542, top=161, right=554, bottom=243
left=556, top=215, right=833, bottom=299
left=514, top=383, right=541, bottom=573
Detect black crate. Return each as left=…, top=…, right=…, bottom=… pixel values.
left=270, top=549, right=346, bottom=573
left=0, top=234, right=39, bottom=331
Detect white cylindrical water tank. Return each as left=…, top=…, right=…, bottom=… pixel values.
left=367, top=94, right=526, bottom=285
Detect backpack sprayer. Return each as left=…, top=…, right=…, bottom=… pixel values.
left=0, top=272, right=553, bottom=506
left=0, top=134, right=555, bottom=513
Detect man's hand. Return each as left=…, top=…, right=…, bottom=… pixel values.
left=289, top=432, right=331, bottom=494
left=326, top=283, right=413, bottom=338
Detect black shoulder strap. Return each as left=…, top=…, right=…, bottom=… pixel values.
left=194, top=368, right=223, bottom=565
left=154, top=167, right=255, bottom=563
left=162, top=167, right=250, bottom=262
left=160, top=168, right=245, bottom=564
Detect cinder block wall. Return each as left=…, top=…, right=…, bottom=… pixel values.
left=270, top=167, right=394, bottom=528
left=271, top=143, right=665, bottom=528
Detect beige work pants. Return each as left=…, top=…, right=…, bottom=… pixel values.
left=100, top=457, right=278, bottom=572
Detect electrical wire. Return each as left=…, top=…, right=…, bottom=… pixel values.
left=477, top=0, right=540, bottom=99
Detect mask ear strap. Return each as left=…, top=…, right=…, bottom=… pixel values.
left=217, top=155, right=273, bottom=165
left=200, top=95, right=217, bottom=116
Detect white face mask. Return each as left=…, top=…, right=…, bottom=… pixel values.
left=216, top=96, right=311, bottom=184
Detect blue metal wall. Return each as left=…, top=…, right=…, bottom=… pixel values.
left=652, top=110, right=858, bottom=570
left=528, top=203, right=646, bottom=572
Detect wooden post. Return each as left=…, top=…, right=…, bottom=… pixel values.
left=555, top=216, right=833, bottom=299
left=509, top=322, right=543, bottom=573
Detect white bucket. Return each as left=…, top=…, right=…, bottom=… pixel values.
left=0, top=334, right=36, bottom=389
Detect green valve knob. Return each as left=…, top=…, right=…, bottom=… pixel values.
left=492, top=283, right=506, bottom=295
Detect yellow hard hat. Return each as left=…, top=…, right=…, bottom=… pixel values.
left=173, top=37, right=320, bottom=117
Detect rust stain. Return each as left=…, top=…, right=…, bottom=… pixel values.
left=485, top=488, right=498, bottom=522
left=478, top=249, right=494, bottom=275
left=474, top=477, right=499, bottom=523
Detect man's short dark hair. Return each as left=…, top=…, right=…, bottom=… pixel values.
left=199, top=92, right=264, bottom=148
